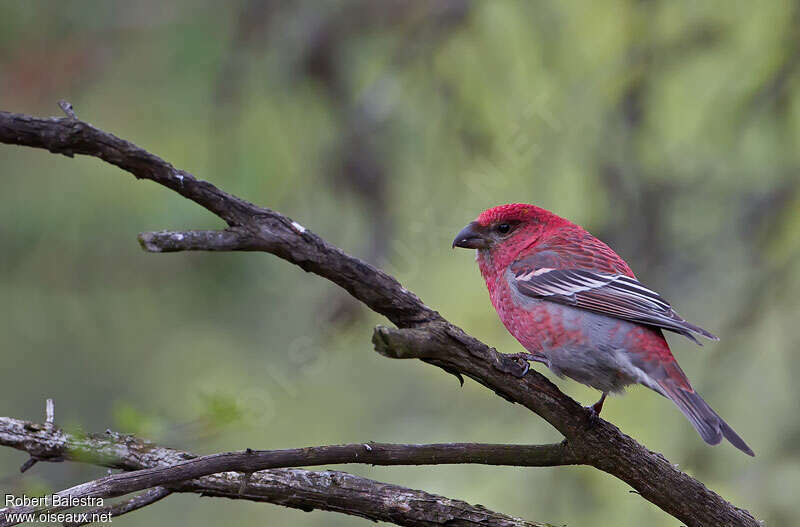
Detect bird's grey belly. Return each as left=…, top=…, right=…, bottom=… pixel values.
left=507, top=287, right=650, bottom=393
left=545, top=344, right=643, bottom=393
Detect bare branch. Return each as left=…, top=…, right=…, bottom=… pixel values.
left=62, top=487, right=172, bottom=527
left=18, top=399, right=59, bottom=474
left=0, top=416, right=553, bottom=527
left=0, top=107, right=760, bottom=527
left=138, top=229, right=253, bottom=253
left=179, top=469, right=550, bottom=527
left=17, top=458, right=38, bottom=474
left=0, top=417, right=578, bottom=472
left=0, top=110, right=435, bottom=325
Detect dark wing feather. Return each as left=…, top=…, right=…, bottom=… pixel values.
left=510, top=267, right=718, bottom=343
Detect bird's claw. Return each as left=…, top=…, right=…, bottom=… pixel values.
left=512, top=358, right=530, bottom=378
left=504, top=352, right=544, bottom=378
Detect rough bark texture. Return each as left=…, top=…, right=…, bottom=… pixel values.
left=0, top=108, right=760, bottom=527
left=0, top=417, right=578, bottom=471
left=0, top=417, right=551, bottom=527
left=63, top=487, right=172, bottom=527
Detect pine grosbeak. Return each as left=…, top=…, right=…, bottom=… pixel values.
left=453, top=203, right=753, bottom=456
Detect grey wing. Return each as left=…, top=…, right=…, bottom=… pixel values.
left=509, top=266, right=718, bottom=344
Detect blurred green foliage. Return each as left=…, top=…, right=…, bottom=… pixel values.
left=1, top=1, right=799, bottom=525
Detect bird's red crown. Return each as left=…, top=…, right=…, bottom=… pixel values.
left=476, top=203, right=561, bottom=227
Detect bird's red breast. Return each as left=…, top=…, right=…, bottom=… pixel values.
left=453, top=204, right=754, bottom=455
left=470, top=204, right=690, bottom=389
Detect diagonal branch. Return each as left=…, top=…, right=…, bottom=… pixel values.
left=63, top=487, right=172, bottom=527
left=0, top=416, right=553, bottom=527
left=0, top=109, right=435, bottom=326
left=0, top=106, right=759, bottom=527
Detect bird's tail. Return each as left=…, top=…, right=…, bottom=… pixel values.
left=660, top=383, right=754, bottom=456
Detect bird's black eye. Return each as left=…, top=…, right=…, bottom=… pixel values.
left=496, top=223, right=511, bottom=234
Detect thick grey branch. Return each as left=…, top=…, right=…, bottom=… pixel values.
left=0, top=107, right=760, bottom=527
left=0, top=416, right=553, bottom=527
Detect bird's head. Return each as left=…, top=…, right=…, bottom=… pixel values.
left=453, top=203, right=563, bottom=270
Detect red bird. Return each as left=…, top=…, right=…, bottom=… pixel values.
left=453, top=203, right=753, bottom=456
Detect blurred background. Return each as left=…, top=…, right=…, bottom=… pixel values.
left=1, top=1, right=798, bottom=525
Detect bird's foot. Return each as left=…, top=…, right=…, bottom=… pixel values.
left=583, top=405, right=600, bottom=426
left=504, top=353, right=545, bottom=378
left=583, top=393, right=607, bottom=426
left=513, top=359, right=530, bottom=378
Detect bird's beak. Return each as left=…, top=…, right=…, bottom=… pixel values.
left=452, top=221, right=489, bottom=249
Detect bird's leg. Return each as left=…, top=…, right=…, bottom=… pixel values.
left=505, top=352, right=547, bottom=378
left=592, top=392, right=607, bottom=414
left=585, top=392, right=608, bottom=423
